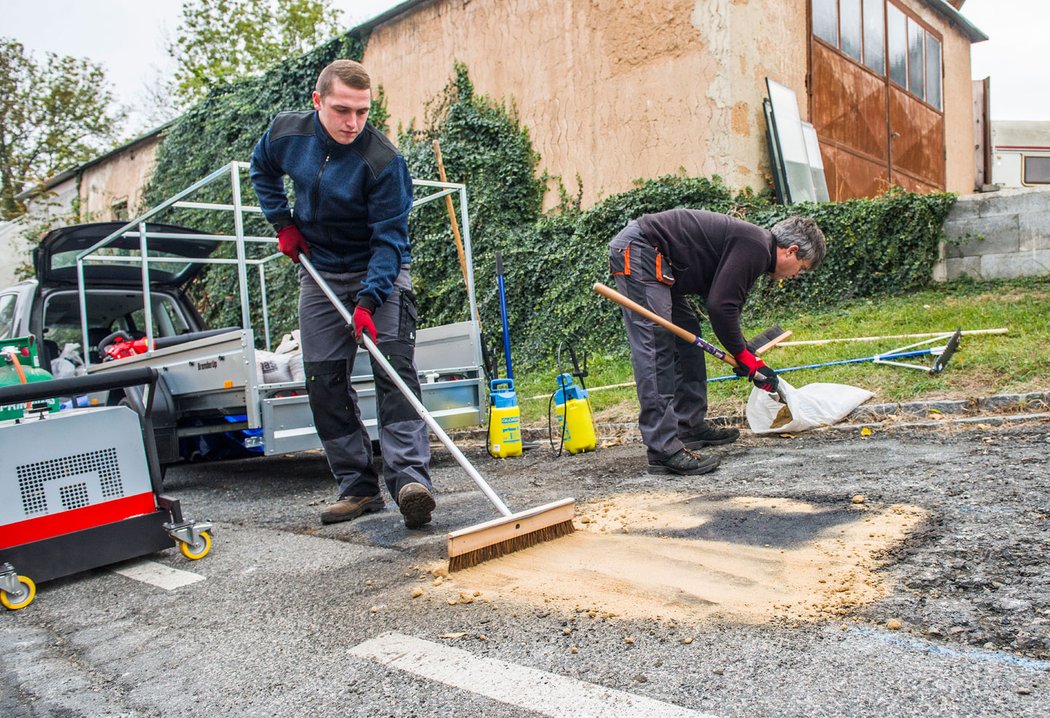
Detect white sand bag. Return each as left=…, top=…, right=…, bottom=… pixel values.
left=288, top=352, right=305, bottom=382
left=275, top=330, right=301, bottom=355
left=256, top=349, right=293, bottom=384
left=746, top=379, right=873, bottom=434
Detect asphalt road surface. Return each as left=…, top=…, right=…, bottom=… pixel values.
left=4, top=416, right=1048, bottom=717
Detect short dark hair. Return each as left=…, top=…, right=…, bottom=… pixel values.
left=771, top=216, right=826, bottom=269
left=316, top=60, right=371, bottom=96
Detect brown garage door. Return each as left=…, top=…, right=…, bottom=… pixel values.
left=809, top=0, right=945, bottom=200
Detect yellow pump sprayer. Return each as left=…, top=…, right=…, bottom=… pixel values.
left=552, top=372, right=596, bottom=455
left=488, top=378, right=523, bottom=458
left=487, top=251, right=523, bottom=458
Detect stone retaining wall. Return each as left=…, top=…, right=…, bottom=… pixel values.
left=934, top=187, right=1050, bottom=281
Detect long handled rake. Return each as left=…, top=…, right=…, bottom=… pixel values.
left=298, top=256, right=575, bottom=571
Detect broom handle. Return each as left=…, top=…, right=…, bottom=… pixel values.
left=593, top=282, right=741, bottom=369
left=299, top=255, right=512, bottom=517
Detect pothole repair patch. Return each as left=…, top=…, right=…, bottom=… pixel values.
left=428, top=493, right=927, bottom=624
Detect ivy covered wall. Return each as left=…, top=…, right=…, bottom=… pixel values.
left=142, top=52, right=955, bottom=366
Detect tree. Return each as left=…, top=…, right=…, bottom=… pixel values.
left=0, top=39, right=124, bottom=219
left=169, top=0, right=343, bottom=106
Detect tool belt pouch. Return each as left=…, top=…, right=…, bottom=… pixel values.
left=610, top=241, right=675, bottom=286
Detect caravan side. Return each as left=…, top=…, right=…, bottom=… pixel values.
left=991, top=121, right=1050, bottom=188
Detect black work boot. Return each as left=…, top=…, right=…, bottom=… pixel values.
left=398, top=482, right=436, bottom=529
left=320, top=494, right=385, bottom=525
left=647, top=448, right=720, bottom=476
left=681, top=425, right=740, bottom=450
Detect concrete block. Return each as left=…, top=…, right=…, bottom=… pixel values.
left=849, top=403, right=898, bottom=420
left=978, top=187, right=1050, bottom=218
left=979, top=249, right=1050, bottom=279
left=943, top=256, right=982, bottom=280
left=946, top=195, right=981, bottom=221
left=943, top=214, right=1019, bottom=258
left=982, top=394, right=1025, bottom=411
left=932, top=258, right=948, bottom=282
left=923, top=400, right=970, bottom=415
left=1019, top=211, right=1050, bottom=251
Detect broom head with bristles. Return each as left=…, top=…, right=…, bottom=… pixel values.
left=448, top=498, right=576, bottom=572
left=747, top=324, right=792, bottom=355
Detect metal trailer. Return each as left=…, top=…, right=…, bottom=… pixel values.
left=73, top=162, right=486, bottom=464
left=0, top=367, right=212, bottom=610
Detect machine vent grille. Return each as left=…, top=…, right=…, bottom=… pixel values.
left=59, top=483, right=91, bottom=510
left=17, top=448, right=123, bottom=516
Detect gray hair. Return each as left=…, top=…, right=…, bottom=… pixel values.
left=771, top=216, right=826, bottom=269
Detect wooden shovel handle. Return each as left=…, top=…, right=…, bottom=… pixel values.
left=433, top=141, right=470, bottom=289
left=593, top=282, right=741, bottom=369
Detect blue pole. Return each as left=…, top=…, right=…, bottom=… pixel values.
left=495, top=251, right=514, bottom=381
left=708, top=348, right=936, bottom=382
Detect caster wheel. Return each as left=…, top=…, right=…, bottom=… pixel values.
left=179, top=530, right=212, bottom=560
left=1, top=575, right=36, bottom=610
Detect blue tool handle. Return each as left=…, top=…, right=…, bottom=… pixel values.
left=495, top=250, right=514, bottom=381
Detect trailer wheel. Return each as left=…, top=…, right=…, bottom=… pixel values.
left=179, top=531, right=212, bottom=560
left=1, top=575, right=36, bottom=610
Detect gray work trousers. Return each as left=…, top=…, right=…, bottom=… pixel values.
left=609, top=222, right=710, bottom=463
left=298, top=265, right=432, bottom=501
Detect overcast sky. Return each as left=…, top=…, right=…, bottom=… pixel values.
left=3, top=0, right=1046, bottom=133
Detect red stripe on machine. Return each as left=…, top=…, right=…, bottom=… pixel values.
left=0, top=493, right=157, bottom=549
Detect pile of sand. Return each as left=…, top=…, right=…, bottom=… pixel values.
left=425, top=493, right=926, bottom=625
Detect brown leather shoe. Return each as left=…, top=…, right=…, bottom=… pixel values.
left=398, top=483, right=436, bottom=529
left=320, top=494, right=385, bottom=525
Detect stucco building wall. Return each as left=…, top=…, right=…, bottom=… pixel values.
left=79, top=134, right=163, bottom=221
left=364, top=0, right=974, bottom=207
left=364, top=0, right=808, bottom=208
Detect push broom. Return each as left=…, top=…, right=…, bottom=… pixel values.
left=299, top=256, right=575, bottom=571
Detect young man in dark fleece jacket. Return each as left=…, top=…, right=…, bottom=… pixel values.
left=250, top=59, right=435, bottom=529
left=609, top=209, right=826, bottom=475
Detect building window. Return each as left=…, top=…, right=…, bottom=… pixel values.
left=862, top=0, right=885, bottom=74
left=840, top=0, right=863, bottom=61
left=813, top=0, right=885, bottom=77
left=1024, top=156, right=1050, bottom=185
left=111, top=197, right=128, bottom=221
left=907, top=17, right=926, bottom=100
left=925, top=33, right=942, bottom=110
left=813, top=0, right=839, bottom=46
left=887, top=4, right=907, bottom=87
left=882, top=2, right=941, bottom=110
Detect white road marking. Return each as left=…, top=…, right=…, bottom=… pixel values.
left=111, top=559, right=205, bottom=590
left=350, top=632, right=718, bottom=718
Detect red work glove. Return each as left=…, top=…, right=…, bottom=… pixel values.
left=277, top=224, right=309, bottom=263
left=733, top=349, right=780, bottom=394
left=352, top=305, right=377, bottom=345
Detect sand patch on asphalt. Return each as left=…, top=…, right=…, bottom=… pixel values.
left=429, top=493, right=926, bottom=624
